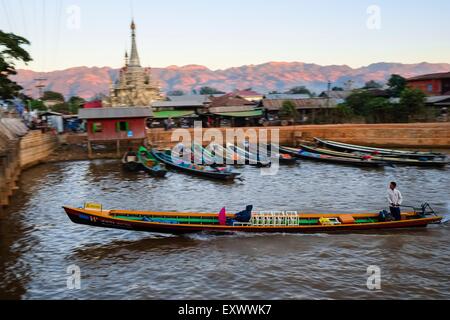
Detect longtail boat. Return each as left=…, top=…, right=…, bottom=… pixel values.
left=151, top=150, right=240, bottom=181
left=315, top=138, right=447, bottom=160
left=226, top=143, right=271, bottom=167
left=300, top=144, right=449, bottom=167
left=63, top=203, right=442, bottom=234
left=256, top=142, right=299, bottom=165
left=137, top=146, right=168, bottom=177
left=210, top=143, right=244, bottom=167
left=279, top=146, right=386, bottom=168
left=121, top=151, right=141, bottom=172
left=191, top=143, right=229, bottom=165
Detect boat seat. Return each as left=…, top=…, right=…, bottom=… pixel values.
left=339, top=215, right=355, bottom=224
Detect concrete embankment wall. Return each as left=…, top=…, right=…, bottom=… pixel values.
left=0, top=119, right=58, bottom=207
left=147, top=123, right=450, bottom=149
left=20, top=130, right=59, bottom=169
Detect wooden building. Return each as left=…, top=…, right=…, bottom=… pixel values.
left=407, top=72, right=450, bottom=96
left=78, top=107, right=152, bottom=156
left=206, top=94, right=263, bottom=127
left=261, top=97, right=338, bottom=124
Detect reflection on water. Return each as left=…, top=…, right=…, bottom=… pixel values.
left=0, top=160, right=449, bottom=299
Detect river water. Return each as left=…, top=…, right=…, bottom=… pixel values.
left=0, top=159, right=449, bottom=300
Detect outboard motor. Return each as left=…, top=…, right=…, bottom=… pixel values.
left=235, top=205, right=253, bottom=223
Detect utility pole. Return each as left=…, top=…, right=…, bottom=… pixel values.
left=327, top=80, right=331, bottom=108
left=34, top=78, right=47, bottom=99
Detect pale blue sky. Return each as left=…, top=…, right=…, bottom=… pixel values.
left=1, top=0, right=450, bottom=72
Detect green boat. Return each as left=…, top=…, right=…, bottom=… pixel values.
left=137, top=146, right=168, bottom=177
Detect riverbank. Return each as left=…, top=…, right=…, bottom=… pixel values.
left=0, top=124, right=58, bottom=207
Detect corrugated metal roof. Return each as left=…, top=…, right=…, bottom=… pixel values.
left=167, top=95, right=211, bottom=104
left=262, top=98, right=338, bottom=111
left=321, top=90, right=354, bottom=100
left=426, top=95, right=450, bottom=104
left=78, top=107, right=152, bottom=119
left=264, top=94, right=310, bottom=100
left=407, top=72, right=450, bottom=81
left=152, top=101, right=205, bottom=108
left=209, top=106, right=257, bottom=113
left=212, top=110, right=263, bottom=118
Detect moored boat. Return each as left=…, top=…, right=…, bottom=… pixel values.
left=121, top=150, right=142, bottom=172
left=300, top=144, right=449, bottom=167
left=257, top=142, right=299, bottom=165
left=280, top=146, right=386, bottom=168
left=315, top=138, right=447, bottom=160
left=63, top=202, right=442, bottom=235
left=151, top=149, right=240, bottom=181
left=210, top=143, right=244, bottom=167
left=137, top=146, right=168, bottom=177
left=226, top=143, right=271, bottom=167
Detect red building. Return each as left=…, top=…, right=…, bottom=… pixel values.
left=78, top=107, right=152, bottom=156
left=407, top=72, right=450, bottom=96
left=83, top=100, right=103, bottom=109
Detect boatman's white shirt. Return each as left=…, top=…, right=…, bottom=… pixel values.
left=388, top=188, right=403, bottom=207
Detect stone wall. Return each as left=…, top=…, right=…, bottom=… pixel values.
left=0, top=119, right=59, bottom=207
left=147, top=123, right=450, bottom=149
left=20, top=130, right=59, bottom=169
left=0, top=119, right=28, bottom=206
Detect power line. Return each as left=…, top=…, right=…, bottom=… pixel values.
left=19, top=0, right=28, bottom=38
left=52, top=0, right=64, bottom=70
left=1, top=0, right=13, bottom=32
left=41, top=0, right=46, bottom=72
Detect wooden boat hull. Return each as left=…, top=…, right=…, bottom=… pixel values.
left=137, top=147, right=168, bottom=177
left=300, top=145, right=449, bottom=167
left=227, top=144, right=271, bottom=167
left=314, top=138, right=447, bottom=160
left=121, top=152, right=142, bottom=172
left=63, top=206, right=442, bottom=235
left=151, top=150, right=239, bottom=181
left=280, top=146, right=386, bottom=168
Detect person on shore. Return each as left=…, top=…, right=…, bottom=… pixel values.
left=387, top=182, right=403, bottom=221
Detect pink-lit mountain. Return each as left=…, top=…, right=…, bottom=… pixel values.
left=13, top=61, right=450, bottom=99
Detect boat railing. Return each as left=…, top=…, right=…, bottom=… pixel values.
left=249, top=212, right=303, bottom=226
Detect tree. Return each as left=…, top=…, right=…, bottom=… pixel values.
left=42, top=91, right=65, bottom=102
left=51, top=103, right=71, bottom=114
left=344, top=91, right=375, bottom=116
left=199, top=86, right=225, bottom=95
left=332, top=86, right=344, bottom=91
left=364, top=80, right=383, bottom=89
left=28, top=99, right=47, bottom=111
left=67, top=96, right=85, bottom=114
left=285, top=86, right=312, bottom=96
left=279, top=100, right=299, bottom=120
left=400, top=87, right=426, bottom=116
left=0, top=31, right=32, bottom=99
left=387, top=74, right=407, bottom=97
left=167, top=90, right=185, bottom=96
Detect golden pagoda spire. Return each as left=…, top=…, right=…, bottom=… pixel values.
left=129, top=19, right=140, bottom=67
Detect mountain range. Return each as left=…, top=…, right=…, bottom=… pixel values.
left=13, top=61, right=450, bottom=100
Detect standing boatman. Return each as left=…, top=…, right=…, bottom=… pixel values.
left=387, top=182, right=403, bottom=221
